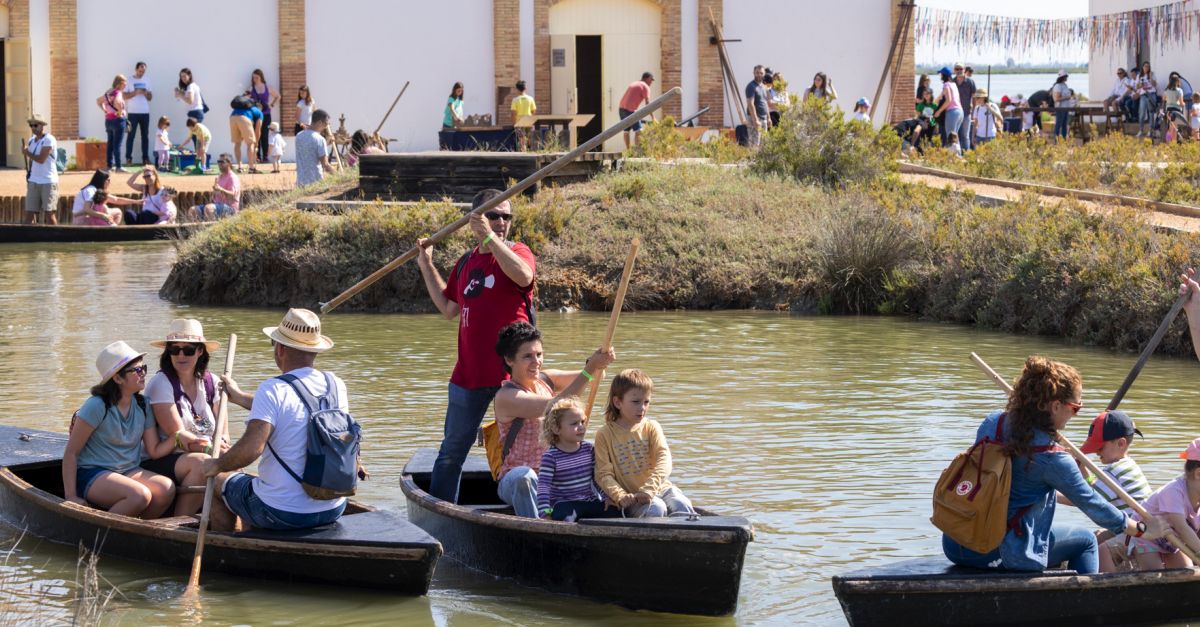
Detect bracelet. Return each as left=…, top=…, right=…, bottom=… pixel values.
left=482, top=232, right=495, bottom=247
left=541, top=507, right=553, bottom=516
left=174, top=430, right=184, bottom=450
left=580, top=369, right=595, bottom=382
left=204, top=444, right=213, bottom=455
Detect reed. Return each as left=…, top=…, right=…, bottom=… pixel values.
left=0, top=532, right=120, bottom=626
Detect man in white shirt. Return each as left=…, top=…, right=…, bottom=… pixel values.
left=204, top=308, right=356, bottom=531
left=123, top=61, right=153, bottom=165
left=294, top=109, right=335, bottom=188
left=23, top=114, right=58, bottom=224
left=1103, top=68, right=1132, bottom=119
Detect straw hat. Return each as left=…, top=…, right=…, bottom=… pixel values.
left=263, top=308, right=334, bottom=353
left=95, top=341, right=146, bottom=385
left=150, top=318, right=220, bottom=351
left=27, top=114, right=47, bottom=126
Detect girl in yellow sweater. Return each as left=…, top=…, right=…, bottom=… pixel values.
left=594, top=369, right=695, bottom=517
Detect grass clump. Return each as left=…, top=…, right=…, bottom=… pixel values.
left=754, top=97, right=899, bottom=188
left=627, top=117, right=749, bottom=164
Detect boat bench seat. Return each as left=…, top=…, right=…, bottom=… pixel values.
left=835, top=557, right=1080, bottom=582
left=233, top=509, right=439, bottom=549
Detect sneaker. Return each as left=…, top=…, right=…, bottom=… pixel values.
left=114, top=167, right=128, bottom=173
left=1136, top=131, right=1143, bottom=138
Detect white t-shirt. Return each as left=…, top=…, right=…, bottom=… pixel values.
left=27, top=134, right=57, bottom=184
left=1052, top=82, right=1070, bottom=104
left=852, top=111, right=870, bottom=123
left=145, top=371, right=215, bottom=440
left=180, top=83, right=202, bottom=112
left=155, top=127, right=171, bottom=152
left=127, top=74, right=152, bottom=115
left=295, top=130, right=327, bottom=188
left=973, top=103, right=1000, bottom=138
left=297, top=100, right=314, bottom=126
left=71, top=185, right=97, bottom=216
left=1190, top=103, right=1200, bottom=129
left=247, top=367, right=349, bottom=513
left=269, top=131, right=286, bottom=157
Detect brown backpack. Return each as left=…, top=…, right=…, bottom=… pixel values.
left=932, top=413, right=1050, bottom=553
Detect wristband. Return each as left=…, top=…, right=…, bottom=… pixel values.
left=580, top=369, right=595, bottom=382
left=1135, top=520, right=1147, bottom=538
left=204, top=444, right=213, bottom=455
left=174, top=430, right=184, bottom=450
left=482, top=232, right=495, bottom=247
left=541, top=507, right=553, bottom=517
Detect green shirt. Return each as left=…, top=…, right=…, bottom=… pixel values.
left=444, top=97, right=463, bottom=128
left=75, top=395, right=153, bottom=473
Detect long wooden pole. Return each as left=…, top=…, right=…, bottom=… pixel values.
left=969, top=352, right=1200, bottom=565
left=584, top=239, right=641, bottom=418
left=709, top=10, right=748, bottom=128
left=184, top=333, right=237, bottom=595
left=373, top=81, right=410, bottom=137
left=872, top=2, right=914, bottom=125
left=319, top=87, right=680, bottom=314
left=1106, top=291, right=1189, bottom=411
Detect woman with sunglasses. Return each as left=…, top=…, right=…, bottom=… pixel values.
left=63, top=341, right=178, bottom=517
left=140, top=319, right=227, bottom=516
left=942, top=356, right=1169, bottom=574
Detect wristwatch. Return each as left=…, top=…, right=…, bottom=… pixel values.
left=1135, top=520, right=1147, bottom=538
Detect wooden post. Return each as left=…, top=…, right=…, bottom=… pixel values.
left=873, top=2, right=915, bottom=125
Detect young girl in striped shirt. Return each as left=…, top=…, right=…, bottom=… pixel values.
left=536, top=397, right=619, bottom=521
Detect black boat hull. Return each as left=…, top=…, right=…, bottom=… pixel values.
left=0, top=223, right=202, bottom=243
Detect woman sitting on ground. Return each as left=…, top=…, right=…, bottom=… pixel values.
left=490, top=322, right=614, bottom=518
left=62, top=341, right=178, bottom=517
left=942, top=356, right=1169, bottom=574
left=141, top=319, right=227, bottom=516
left=71, top=169, right=140, bottom=225
left=345, top=130, right=386, bottom=167
left=126, top=186, right=178, bottom=225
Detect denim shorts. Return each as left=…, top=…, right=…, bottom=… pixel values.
left=221, top=473, right=344, bottom=530
left=76, top=467, right=113, bottom=501
left=619, top=108, right=643, bottom=132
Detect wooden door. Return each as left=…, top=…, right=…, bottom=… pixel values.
left=550, top=34, right=577, bottom=116
left=602, top=32, right=660, bottom=152
left=5, top=37, right=30, bottom=168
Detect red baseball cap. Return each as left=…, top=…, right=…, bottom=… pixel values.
left=1080, top=410, right=1143, bottom=454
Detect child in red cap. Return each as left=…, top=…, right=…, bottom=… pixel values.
left=1127, top=438, right=1200, bottom=569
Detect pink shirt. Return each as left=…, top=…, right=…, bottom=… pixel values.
left=102, top=89, right=124, bottom=120
left=214, top=171, right=241, bottom=211
left=619, top=81, right=651, bottom=111
left=941, top=81, right=962, bottom=111
left=1142, top=476, right=1200, bottom=528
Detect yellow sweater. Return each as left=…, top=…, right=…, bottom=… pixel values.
left=593, top=418, right=673, bottom=501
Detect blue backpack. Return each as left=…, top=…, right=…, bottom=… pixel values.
left=266, top=372, right=362, bottom=500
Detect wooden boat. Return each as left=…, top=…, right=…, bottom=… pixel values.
left=0, top=425, right=441, bottom=594
left=832, top=556, right=1200, bottom=626
left=399, top=448, right=753, bottom=615
left=0, top=222, right=205, bottom=244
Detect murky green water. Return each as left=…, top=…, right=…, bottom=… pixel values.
left=2, top=242, right=1200, bottom=626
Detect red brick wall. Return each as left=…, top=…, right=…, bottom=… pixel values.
left=494, top=0, right=521, bottom=126
left=697, top=0, right=723, bottom=127
left=278, top=0, right=306, bottom=134
left=9, top=0, right=27, bottom=38
left=48, top=0, right=78, bottom=138
left=888, top=2, right=916, bottom=124
left=660, top=0, right=681, bottom=120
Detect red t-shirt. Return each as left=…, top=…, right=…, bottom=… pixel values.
left=442, top=243, right=537, bottom=389
left=619, top=81, right=650, bottom=111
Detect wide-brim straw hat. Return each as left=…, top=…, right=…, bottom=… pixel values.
left=149, top=318, right=220, bottom=352
left=96, top=341, right=146, bottom=385
left=263, top=308, right=334, bottom=353
left=27, top=114, right=47, bottom=126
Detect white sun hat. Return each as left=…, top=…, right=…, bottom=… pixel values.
left=95, top=341, right=147, bottom=385
left=262, top=308, right=334, bottom=353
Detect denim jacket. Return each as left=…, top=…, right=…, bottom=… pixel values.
left=978, top=411, right=1129, bottom=571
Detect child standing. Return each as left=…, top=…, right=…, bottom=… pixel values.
left=594, top=369, right=695, bottom=518
left=947, top=132, right=963, bottom=157
left=1128, top=438, right=1200, bottom=570
left=183, top=118, right=211, bottom=173
left=536, top=397, right=619, bottom=521
left=154, top=116, right=171, bottom=170
left=1189, top=93, right=1200, bottom=140
left=852, top=97, right=871, bottom=123
left=267, top=122, right=285, bottom=173
left=510, top=80, right=537, bottom=152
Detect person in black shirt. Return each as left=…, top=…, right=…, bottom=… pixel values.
left=893, top=116, right=931, bottom=156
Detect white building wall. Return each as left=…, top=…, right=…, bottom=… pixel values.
left=681, top=0, right=698, bottom=118
left=521, top=0, right=536, bottom=98
left=75, top=0, right=278, bottom=161
left=306, top=0, right=494, bottom=152
left=722, top=0, right=894, bottom=125
left=1089, top=0, right=1198, bottom=100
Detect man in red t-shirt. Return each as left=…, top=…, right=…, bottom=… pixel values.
left=619, top=72, right=656, bottom=149
left=417, top=189, right=537, bottom=503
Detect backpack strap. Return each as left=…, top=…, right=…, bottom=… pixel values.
left=263, top=373, right=319, bottom=488
left=452, top=251, right=471, bottom=282
left=502, top=418, right=523, bottom=460
left=203, top=371, right=216, bottom=413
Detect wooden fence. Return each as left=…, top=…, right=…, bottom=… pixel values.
left=0, top=188, right=288, bottom=224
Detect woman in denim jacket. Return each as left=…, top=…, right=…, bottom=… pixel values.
left=943, top=356, right=1169, bottom=573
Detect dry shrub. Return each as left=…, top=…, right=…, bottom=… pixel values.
left=812, top=193, right=921, bottom=314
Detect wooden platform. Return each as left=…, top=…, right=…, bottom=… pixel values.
left=358, top=151, right=620, bottom=202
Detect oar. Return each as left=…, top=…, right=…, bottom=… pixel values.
left=584, top=238, right=641, bottom=418
left=373, top=81, right=410, bottom=137
left=970, top=351, right=1200, bottom=565
left=184, top=333, right=237, bottom=596
left=319, top=87, right=680, bottom=314
left=1105, top=290, right=1189, bottom=411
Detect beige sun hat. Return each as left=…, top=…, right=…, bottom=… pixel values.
left=27, top=114, right=47, bottom=126
left=263, top=308, right=334, bottom=353
left=149, top=318, right=220, bottom=351
left=95, top=341, right=146, bottom=385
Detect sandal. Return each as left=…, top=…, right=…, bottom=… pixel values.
left=248, top=168, right=261, bottom=174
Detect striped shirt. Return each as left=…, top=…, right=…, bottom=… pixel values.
left=536, top=442, right=602, bottom=514
left=1090, top=456, right=1152, bottom=512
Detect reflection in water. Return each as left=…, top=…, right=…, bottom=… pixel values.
left=3, top=243, right=1200, bottom=625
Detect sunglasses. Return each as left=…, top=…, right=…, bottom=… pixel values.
left=121, top=364, right=148, bottom=376
left=166, top=344, right=200, bottom=357
left=1064, top=401, right=1083, bottom=415
left=484, top=211, right=513, bottom=222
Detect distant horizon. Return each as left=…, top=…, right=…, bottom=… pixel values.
left=915, top=0, right=1090, bottom=66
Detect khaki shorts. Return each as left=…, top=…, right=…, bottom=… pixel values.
left=25, top=181, right=58, bottom=213
left=229, top=115, right=256, bottom=145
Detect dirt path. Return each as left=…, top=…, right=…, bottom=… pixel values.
left=899, top=171, right=1200, bottom=233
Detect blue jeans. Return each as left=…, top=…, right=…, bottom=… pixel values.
left=221, top=473, right=345, bottom=530
left=957, top=110, right=972, bottom=151
left=942, top=523, right=1100, bottom=574
left=105, top=118, right=126, bottom=169
left=626, top=485, right=696, bottom=518
left=1054, top=110, right=1070, bottom=139
left=428, top=382, right=500, bottom=503
left=942, top=108, right=964, bottom=148
left=125, top=113, right=150, bottom=163
left=497, top=465, right=539, bottom=518
left=1139, top=94, right=1157, bottom=133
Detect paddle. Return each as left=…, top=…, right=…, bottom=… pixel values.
left=583, top=238, right=641, bottom=418
left=1105, top=290, right=1189, bottom=411
left=184, top=333, right=237, bottom=596
left=318, top=87, right=681, bottom=314
left=970, top=351, right=1200, bottom=565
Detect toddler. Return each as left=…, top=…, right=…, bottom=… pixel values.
left=1128, top=438, right=1200, bottom=570
left=947, top=132, right=963, bottom=157
left=594, top=369, right=695, bottom=518
left=536, top=397, right=619, bottom=521
left=82, top=191, right=121, bottom=226
left=154, top=116, right=171, bottom=170
left=183, top=118, right=211, bottom=172
left=1189, top=93, right=1200, bottom=140
left=852, top=97, right=871, bottom=123
left=268, top=122, right=285, bottom=173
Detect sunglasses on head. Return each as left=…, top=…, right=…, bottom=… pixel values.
left=121, top=364, right=148, bottom=376
left=166, top=344, right=200, bottom=357
left=484, top=211, right=513, bottom=221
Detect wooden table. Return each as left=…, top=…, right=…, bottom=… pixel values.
left=514, top=114, right=594, bottom=150
left=1010, top=106, right=1125, bottom=139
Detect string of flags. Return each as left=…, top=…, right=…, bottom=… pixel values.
left=915, top=0, right=1200, bottom=53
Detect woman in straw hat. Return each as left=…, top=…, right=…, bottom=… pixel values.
left=62, top=341, right=178, bottom=517
left=141, top=319, right=226, bottom=516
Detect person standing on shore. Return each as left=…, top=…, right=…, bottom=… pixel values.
left=249, top=69, right=279, bottom=163
left=416, top=188, right=537, bottom=504
left=124, top=62, right=153, bottom=166
left=933, top=67, right=963, bottom=148
left=953, top=63, right=976, bottom=151
left=1051, top=71, right=1072, bottom=141
left=97, top=75, right=129, bottom=172
left=23, top=114, right=58, bottom=225
left=295, top=109, right=335, bottom=188
left=619, top=72, right=656, bottom=149
left=745, top=66, right=770, bottom=148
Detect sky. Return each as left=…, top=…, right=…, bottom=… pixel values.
left=916, top=0, right=1091, bottom=65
